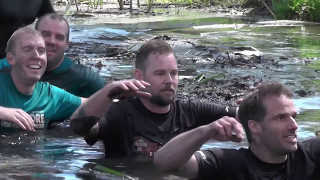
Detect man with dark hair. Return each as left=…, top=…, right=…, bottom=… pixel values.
left=154, top=82, right=320, bottom=180
left=0, top=13, right=105, bottom=97
left=70, top=39, right=239, bottom=158
left=0, top=0, right=54, bottom=59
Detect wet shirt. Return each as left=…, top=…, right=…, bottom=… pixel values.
left=0, top=57, right=105, bottom=97
left=86, top=97, right=237, bottom=158
left=0, top=72, right=81, bottom=131
left=40, top=57, right=105, bottom=97
left=195, top=138, right=320, bottom=180
left=0, top=0, right=54, bottom=58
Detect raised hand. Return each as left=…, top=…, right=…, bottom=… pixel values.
left=106, top=79, right=152, bottom=100
left=206, top=116, right=245, bottom=142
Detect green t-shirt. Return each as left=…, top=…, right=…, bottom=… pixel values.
left=0, top=57, right=105, bottom=97
left=0, top=58, right=10, bottom=72
left=0, top=72, right=81, bottom=131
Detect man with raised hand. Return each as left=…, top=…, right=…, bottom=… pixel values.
left=70, top=39, right=239, bottom=158
left=154, top=82, right=320, bottom=180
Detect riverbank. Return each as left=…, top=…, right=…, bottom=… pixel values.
left=52, top=0, right=320, bottom=106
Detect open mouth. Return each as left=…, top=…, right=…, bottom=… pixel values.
left=28, top=64, right=41, bottom=70
left=285, top=134, right=297, bottom=143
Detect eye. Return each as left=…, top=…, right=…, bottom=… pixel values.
left=38, top=48, right=46, bottom=55
left=56, top=35, right=65, bottom=41
left=41, top=32, right=50, bottom=37
left=155, top=72, right=164, bottom=76
left=277, top=114, right=286, bottom=120
left=171, top=71, right=178, bottom=76
left=22, top=46, right=32, bottom=52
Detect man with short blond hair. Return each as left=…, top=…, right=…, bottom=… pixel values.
left=0, top=13, right=105, bottom=97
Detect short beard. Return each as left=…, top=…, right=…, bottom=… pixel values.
left=149, top=94, right=175, bottom=106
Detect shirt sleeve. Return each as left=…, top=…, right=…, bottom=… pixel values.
left=194, top=149, right=222, bottom=179
left=50, top=85, right=81, bottom=121
left=188, top=100, right=237, bottom=125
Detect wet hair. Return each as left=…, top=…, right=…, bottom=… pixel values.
left=35, top=13, right=70, bottom=41
left=135, top=39, right=173, bottom=71
left=6, top=27, right=43, bottom=55
left=238, top=82, right=293, bottom=143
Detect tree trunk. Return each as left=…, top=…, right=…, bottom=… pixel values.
left=130, top=0, right=132, bottom=12
left=118, top=0, right=123, bottom=10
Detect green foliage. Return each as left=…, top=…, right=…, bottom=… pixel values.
left=152, top=0, right=245, bottom=6
left=272, top=0, right=294, bottom=19
left=272, top=0, right=320, bottom=21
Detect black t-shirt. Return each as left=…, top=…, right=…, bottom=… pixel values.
left=195, top=138, right=320, bottom=180
left=0, top=0, right=54, bottom=58
left=86, top=98, right=237, bottom=158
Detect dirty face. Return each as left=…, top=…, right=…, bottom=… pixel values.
left=36, top=16, right=68, bottom=70
left=141, top=52, right=178, bottom=106
left=9, top=33, right=47, bottom=84
left=257, top=95, right=298, bottom=156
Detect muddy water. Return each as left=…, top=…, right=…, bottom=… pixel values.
left=1, top=7, right=320, bottom=179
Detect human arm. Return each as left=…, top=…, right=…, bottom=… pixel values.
left=154, top=116, right=244, bottom=179
left=70, top=79, right=151, bottom=137
left=71, top=79, right=151, bottom=119
left=0, top=106, right=35, bottom=131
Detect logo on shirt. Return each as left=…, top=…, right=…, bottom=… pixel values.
left=133, top=136, right=161, bottom=157
left=1, top=110, right=45, bottom=129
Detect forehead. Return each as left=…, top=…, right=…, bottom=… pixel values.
left=145, top=52, right=177, bottom=69
left=38, top=17, right=68, bottom=33
left=17, top=33, right=45, bottom=47
left=262, top=95, right=296, bottom=118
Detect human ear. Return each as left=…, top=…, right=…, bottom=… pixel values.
left=6, top=53, right=15, bottom=65
left=248, top=120, right=261, bottom=135
left=134, top=69, right=143, bottom=80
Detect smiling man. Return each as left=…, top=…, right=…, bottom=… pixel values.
left=70, top=39, right=239, bottom=158
left=154, top=82, right=320, bottom=180
left=0, top=13, right=105, bottom=97
left=0, top=27, right=82, bottom=132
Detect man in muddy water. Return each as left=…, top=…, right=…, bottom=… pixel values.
left=0, top=27, right=150, bottom=132
left=154, top=82, right=320, bottom=180
left=70, top=39, right=239, bottom=159
left=0, top=27, right=82, bottom=132
left=0, top=0, right=54, bottom=59
left=0, top=13, right=105, bottom=97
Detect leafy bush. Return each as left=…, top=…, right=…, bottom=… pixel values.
left=272, top=0, right=320, bottom=21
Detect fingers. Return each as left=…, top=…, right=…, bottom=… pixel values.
left=107, top=80, right=151, bottom=99
left=210, top=116, right=245, bottom=142
left=14, top=110, right=35, bottom=131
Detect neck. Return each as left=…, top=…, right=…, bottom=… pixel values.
left=140, top=98, right=171, bottom=114
left=10, top=72, right=35, bottom=95
left=250, top=143, right=288, bottom=164
left=47, top=56, right=64, bottom=71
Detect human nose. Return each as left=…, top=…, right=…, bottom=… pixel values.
left=164, top=73, right=173, bottom=84
left=288, top=116, right=298, bottom=130
left=46, top=35, right=55, bottom=45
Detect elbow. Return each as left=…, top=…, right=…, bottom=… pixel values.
left=153, top=152, right=176, bottom=173
left=70, top=116, right=99, bottom=137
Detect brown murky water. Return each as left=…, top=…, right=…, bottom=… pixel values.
left=1, top=6, right=320, bottom=179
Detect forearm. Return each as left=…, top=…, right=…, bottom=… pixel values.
left=71, top=86, right=113, bottom=119
left=154, top=125, right=210, bottom=173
